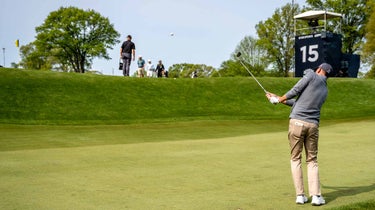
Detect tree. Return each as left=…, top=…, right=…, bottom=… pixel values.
left=34, top=7, right=120, bottom=73
left=231, top=36, right=268, bottom=68
left=306, top=0, right=373, bottom=54
left=216, top=60, right=249, bottom=77
left=168, top=63, right=216, bottom=78
left=19, top=42, right=52, bottom=70
left=10, top=62, right=19, bottom=69
left=256, top=3, right=301, bottom=77
left=364, top=1, right=375, bottom=78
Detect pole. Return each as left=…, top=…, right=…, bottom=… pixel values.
left=2, top=48, right=5, bottom=67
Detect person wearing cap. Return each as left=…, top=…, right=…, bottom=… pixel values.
left=137, top=55, right=145, bottom=78
left=146, top=59, right=156, bottom=78
left=120, top=35, right=136, bottom=76
left=266, top=63, right=333, bottom=206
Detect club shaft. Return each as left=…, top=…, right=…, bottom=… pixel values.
left=239, top=60, right=267, bottom=93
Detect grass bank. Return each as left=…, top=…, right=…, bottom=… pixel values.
left=0, top=69, right=374, bottom=209
left=0, top=68, right=374, bottom=125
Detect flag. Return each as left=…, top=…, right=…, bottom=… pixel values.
left=15, top=39, right=19, bottom=48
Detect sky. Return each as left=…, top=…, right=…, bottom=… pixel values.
left=0, top=0, right=306, bottom=76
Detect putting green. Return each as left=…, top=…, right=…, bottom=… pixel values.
left=0, top=120, right=374, bottom=209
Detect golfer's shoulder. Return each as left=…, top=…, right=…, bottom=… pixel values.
left=303, top=69, right=314, bottom=75
left=303, top=69, right=315, bottom=79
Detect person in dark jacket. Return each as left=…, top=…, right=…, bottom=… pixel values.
left=156, top=60, right=165, bottom=78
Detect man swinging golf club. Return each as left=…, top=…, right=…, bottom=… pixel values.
left=266, top=63, right=332, bottom=206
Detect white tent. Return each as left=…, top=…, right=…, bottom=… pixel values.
left=294, top=10, right=343, bottom=35
left=294, top=10, right=342, bottom=20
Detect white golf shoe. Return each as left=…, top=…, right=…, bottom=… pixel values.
left=295, top=195, right=308, bottom=204
left=311, top=195, right=326, bottom=206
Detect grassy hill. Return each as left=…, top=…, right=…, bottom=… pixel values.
left=0, top=68, right=374, bottom=124
left=1, top=68, right=375, bottom=209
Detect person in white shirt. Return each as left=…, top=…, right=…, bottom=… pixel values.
left=146, top=60, right=156, bottom=78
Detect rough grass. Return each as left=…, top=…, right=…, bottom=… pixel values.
left=0, top=68, right=374, bottom=124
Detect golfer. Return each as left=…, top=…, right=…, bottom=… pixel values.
left=266, top=63, right=332, bottom=206
left=120, top=35, right=136, bottom=77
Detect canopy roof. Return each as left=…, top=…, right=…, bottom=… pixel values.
left=294, top=10, right=342, bottom=20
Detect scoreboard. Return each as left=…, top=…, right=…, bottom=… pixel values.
left=294, top=32, right=342, bottom=77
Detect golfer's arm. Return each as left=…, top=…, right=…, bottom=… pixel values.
left=278, top=95, right=287, bottom=104
left=132, top=49, right=135, bottom=58
left=279, top=95, right=294, bottom=106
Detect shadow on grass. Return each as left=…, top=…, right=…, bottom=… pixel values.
left=323, top=183, right=375, bottom=203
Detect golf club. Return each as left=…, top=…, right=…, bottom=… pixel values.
left=236, top=52, right=268, bottom=94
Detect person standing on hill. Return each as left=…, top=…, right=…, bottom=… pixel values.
left=120, top=35, right=136, bottom=76
left=137, top=55, right=145, bottom=78
left=266, top=63, right=332, bottom=206
left=156, top=60, right=165, bottom=78
left=146, top=59, right=156, bottom=78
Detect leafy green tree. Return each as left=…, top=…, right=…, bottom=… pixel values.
left=168, top=63, right=216, bottom=78
left=34, top=6, right=120, bottom=73
left=231, top=36, right=268, bottom=68
left=19, top=42, right=52, bottom=70
left=364, top=1, right=375, bottom=78
left=216, top=60, right=248, bottom=77
left=256, top=3, right=301, bottom=77
left=10, top=62, right=19, bottom=69
left=306, top=0, right=373, bottom=54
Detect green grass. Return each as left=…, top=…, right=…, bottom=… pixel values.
left=0, top=68, right=374, bottom=209
left=328, top=199, right=375, bottom=210
left=0, top=120, right=288, bottom=151
left=0, top=120, right=374, bottom=210
left=1, top=68, right=375, bottom=124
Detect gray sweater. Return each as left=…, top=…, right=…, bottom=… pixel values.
left=285, top=69, right=328, bottom=125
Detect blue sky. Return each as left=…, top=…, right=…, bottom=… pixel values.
left=0, top=0, right=306, bottom=76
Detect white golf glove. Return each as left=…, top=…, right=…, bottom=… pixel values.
left=269, top=96, right=279, bottom=104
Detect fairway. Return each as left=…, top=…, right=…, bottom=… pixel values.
left=0, top=120, right=374, bottom=210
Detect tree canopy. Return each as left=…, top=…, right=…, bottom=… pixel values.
left=19, top=42, right=51, bottom=70
left=168, top=63, right=216, bottom=78
left=33, top=6, right=120, bottom=73
left=256, top=3, right=301, bottom=77
left=364, top=1, right=375, bottom=78
left=231, top=36, right=267, bottom=68
left=305, top=0, right=373, bottom=54
left=214, top=36, right=268, bottom=78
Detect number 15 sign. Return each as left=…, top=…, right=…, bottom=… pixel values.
left=294, top=34, right=325, bottom=77
left=295, top=33, right=342, bottom=77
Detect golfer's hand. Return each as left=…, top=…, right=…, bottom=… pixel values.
left=266, top=92, right=279, bottom=104
left=269, top=96, right=279, bottom=104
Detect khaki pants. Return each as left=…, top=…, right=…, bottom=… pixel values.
left=137, top=68, right=145, bottom=77
left=288, top=119, right=321, bottom=196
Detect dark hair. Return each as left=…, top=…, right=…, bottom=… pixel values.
left=127, top=35, right=132, bottom=39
